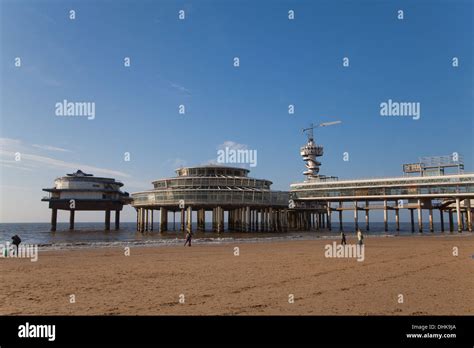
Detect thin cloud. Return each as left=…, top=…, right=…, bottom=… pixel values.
left=203, top=141, right=251, bottom=166
left=170, top=82, right=192, bottom=95
left=32, top=144, right=71, bottom=152
left=156, top=74, right=192, bottom=96
left=161, top=158, right=187, bottom=170
left=0, top=138, right=130, bottom=178
left=0, top=162, right=34, bottom=172
left=217, top=141, right=249, bottom=151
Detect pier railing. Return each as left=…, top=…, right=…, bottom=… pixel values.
left=132, top=189, right=290, bottom=207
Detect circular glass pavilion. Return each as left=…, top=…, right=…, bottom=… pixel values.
left=131, top=165, right=289, bottom=233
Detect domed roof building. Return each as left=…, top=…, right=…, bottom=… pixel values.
left=131, top=165, right=289, bottom=233
left=42, top=170, right=132, bottom=231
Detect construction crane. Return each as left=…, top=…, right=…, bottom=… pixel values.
left=301, top=120, right=342, bottom=179
left=302, top=120, right=342, bottom=141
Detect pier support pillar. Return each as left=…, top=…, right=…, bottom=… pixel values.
left=149, top=209, right=153, bottom=231
left=237, top=208, right=240, bottom=232
left=202, top=208, right=206, bottom=232
left=256, top=209, right=259, bottom=231
left=217, top=206, right=223, bottom=233
left=69, top=210, right=75, bottom=230
left=137, top=208, right=141, bottom=232
left=278, top=210, right=282, bottom=232
left=417, top=199, right=423, bottom=233
left=245, top=207, right=253, bottom=231
left=246, top=207, right=251, bottom=232
left=211, top=208, right=215, bottom=232
left=339, top=202, right=343, bottom=231
left=105, top=210, right=111, bottom=230
left=51, top=208, right=58, bottom=232
left=365, top=201, right=369, bottom=231
left=239, top=208, right=243, bottom=232
left=383, top=200, right=388, bottom=232
left=160, top=208, right=168, bottom=232
left=256, top=210, right=259, bottom=231
left=267, top=208, right=273, bottom=232
left=197, top=209, right=201, bottom=231
left=353, top=201, right=358, bottom=231
left=232, top=209, right=235, bottom=231
left=395, top=208, right=400, bottom=232
left=180, top=209, right=185, bottom=231
left=448, top=210, right=454, bottom=232
left=410, top=209, right=415, bottom=233
left=455, top=198, right=462, bottom=232
left=186, top=206, right=192, bottom=233
left=249, top=210, right=252, bottom=231
left=115, top=210, right=120, bottom=230
left=269, top=209, right=273, bottom=231
left=145, top=209, right=149, bottom=231
left=136, top=209, right=139, bottom=231
left=465, top=199, right=472, bottom=232
left=263, top=209, right=268, bottom=232
left=252, top=207, right=255, bottom=231
left=327, top=203, right=332, bottom=231
left=429, top=208, right=434, bottom=232
left=234, top=209, right=238, bottom=232
left=439, top=210, right=445, bottom=232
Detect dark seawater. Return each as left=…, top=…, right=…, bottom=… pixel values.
left=0, top=222, right=468, bottom=250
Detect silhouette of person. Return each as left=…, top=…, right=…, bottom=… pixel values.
left=11, top=235, right=21, bottom=255
left=341, top=232, right=346, bottom=245
left=184, top=230, right=192, bottom=247
left=357, top=229, right=363, bottom=245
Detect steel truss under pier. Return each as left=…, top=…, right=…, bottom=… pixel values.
left=135, top=200, right=333, bottom=233
left=134, top=205, right=294, bottom=233
left=316, top=198, right=472, bottom=233
left=47, top=200, right=123, bottom=232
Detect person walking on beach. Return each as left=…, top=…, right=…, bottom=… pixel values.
left=340, top=232, right=346, bottom=245
left=11, top=235, right=21, bottom=255
left=357, top=229, right=363, bottom=245
left=184, top=230, right=193, bottom=247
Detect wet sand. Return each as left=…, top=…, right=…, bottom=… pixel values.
left=1, top=235, right=473, bottom=315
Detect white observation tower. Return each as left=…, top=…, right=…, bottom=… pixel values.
left=301, top=121, right=341, bottom=180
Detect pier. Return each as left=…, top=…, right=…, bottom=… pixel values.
left=41, top=138, right=473, bottom=235
left=42, top=170, right=132, bottom=231
left=290, top=126, right=474, bottom=233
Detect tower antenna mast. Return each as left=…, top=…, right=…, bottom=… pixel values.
left=302, top=121, right=341, bottom=141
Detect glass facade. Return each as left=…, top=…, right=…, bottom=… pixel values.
left=153, top=177, right=271, bottom=189
left=175, top=166, right=250, bottom=178
left=133, top=189, right=289, bottom=206
left=132, top=166, right=288, bottom=207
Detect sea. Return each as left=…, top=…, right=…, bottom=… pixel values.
left=0, top=222, right=468, bottom=251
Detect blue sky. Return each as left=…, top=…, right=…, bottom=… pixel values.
left=0, top=0, right=472, bottom=222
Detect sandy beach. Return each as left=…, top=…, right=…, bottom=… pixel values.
left=1, top=235, right=473, bottom=315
